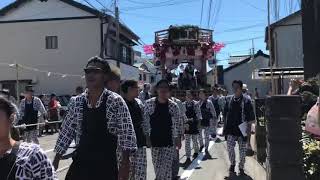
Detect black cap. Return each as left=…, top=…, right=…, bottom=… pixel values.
left=156, top=79, right=170, bottom=88
left=85, top=56, right=111, bottom=74
left=25, top=85, right=34, bottom=92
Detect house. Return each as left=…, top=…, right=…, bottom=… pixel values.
left=265, top=10, right=303, bottom=93
left=207, top=65, right=223, bottom=86
left=133, top=51, right=162, bottom=87
left=228, top=55, right=251, bottom=65
left=0, top=0, right=139, bottom=97
left=106, top=58, right=140, bottom=82
left=223, top=50, right=270, bottom=96
left=134, top=59, right=161, bottom=87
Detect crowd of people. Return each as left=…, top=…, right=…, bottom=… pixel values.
left=0, top=56, right=256, bottom=180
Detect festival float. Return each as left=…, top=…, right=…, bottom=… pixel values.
left=144, top=25, right=225, bottom=90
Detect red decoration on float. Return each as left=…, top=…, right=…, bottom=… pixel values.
left=143, top=45, right=154, bottom=55
left=212, top=43, right=225, bottom=53
left=187, top=46, right=195, bottom=56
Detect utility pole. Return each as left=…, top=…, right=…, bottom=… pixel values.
left=268, top=0, right=276, bottom=95
left=115, top=0, right=120, bottom=68
left=251, top=38, right=258, bottom=81
left=15, top=63, right=20, bottom=103
left=251, top=38, right=255, bottom=56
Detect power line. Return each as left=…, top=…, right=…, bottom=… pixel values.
left=207, top=0, right=213, bottom=28
left=289, top=0, right=293, bottom=14
left=123, top=10, right=265, bottom=23
left=209, top=0, right=217, bottom=28
left=284, top=0, right=288, bottom=16
left=124, top=0, right=172, bottom=5
left=275, top=0, right=280, bottom=20
left=122, top=0, right=198, bottom=11
left=200, top=0, right=205, bottom=27
left=93, top=0, right=115, bottom=14
left=239, top=0, right=266, bottom=12
left=122, top=11, right=198, bottom=21
left=224, top=36, right=264, bottom=45
left=215, top=23, right=265, bottom=34
left=212, top=0, right=222, bottom=28
left=94, top=0, right=107, bottom=8
left=82, top=0, right=100, bottom=11
left=295, top=0, right=301, bottom=10
left=220, top=49, right=252, bottom=54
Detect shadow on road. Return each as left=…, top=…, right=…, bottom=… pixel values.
left=180, top=162, right=191, bottom=170
left=224, top=174, right=253, bottom=180
left=202, top=153, right=217, bottom=161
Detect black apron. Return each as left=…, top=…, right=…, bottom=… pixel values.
left=150, top=100, right=173, bottom=147
left=0, top=143, right=20, bottom=180
left=66, top=95, right=118, bottom=180
left=145, top=92, right=150, bottom=101
left=200, top=102, right=213, bottom=127
left=23, top=98, right=38, bottom=131
left=185, top=102, right=199, bottom=134
left=125, top=99, right=146, bottom=148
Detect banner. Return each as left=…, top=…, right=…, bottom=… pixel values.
left=212, top=42, right=226, bottom=53
left=143, top=45, right=154, bottom=55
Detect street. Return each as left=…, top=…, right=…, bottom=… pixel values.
left=39, top=131, right=266, bottom=180
left=0, top=0, right=317, bottom=180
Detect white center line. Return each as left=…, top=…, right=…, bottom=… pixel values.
left=180, top=127, right=223, bottom=180
left=57, top=166, right=70, bottom=173
left=180, top=141, right=215, bottom=180
left=44, top=143, right=76, bottom=153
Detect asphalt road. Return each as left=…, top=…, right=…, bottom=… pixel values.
left=37, top=130, right=266, bottom=180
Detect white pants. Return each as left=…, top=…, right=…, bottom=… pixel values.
left=226, top=135, right=247, bottom=169
left=130, top=147, right=147, bottom=180
left=151, top=147, right=175, bottom=180
left=185, top=134, right=199, bottom=158
left=198, top=127, right=211, bottom=149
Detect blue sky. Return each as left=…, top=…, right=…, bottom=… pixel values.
left=0, top=0, right=301, bottom=67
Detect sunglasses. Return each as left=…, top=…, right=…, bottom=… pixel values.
left=84, top=68, right=103, bottom=74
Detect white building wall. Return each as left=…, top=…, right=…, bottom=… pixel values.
left=0, top=18, right=101, bottom=95
left=0, top=0, right=93, bottom=21
left=224, top=56, right=270, bottom=97
left=207, top=70, right=214, bottom=86
left=273, top=14, right=303, bottom=92
left=273, top=15, right=303, bottom=67
left=107, top=60, right=139, bottom=81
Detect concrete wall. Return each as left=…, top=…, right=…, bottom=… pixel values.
left=223, top=56, right=270, bottom=97
left=0, top=18, right=101, bottom=95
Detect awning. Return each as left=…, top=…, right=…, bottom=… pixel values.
left=252, top=67, right=304, bottom=80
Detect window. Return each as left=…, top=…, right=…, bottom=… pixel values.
left=139, top=74, right=142, bottom=81
left=143, top=74, right=147, bottom=81
left=46, top=36, right=58, bottom=49
left=119, top=45, right=132, bottom=65
left=150, top=76, right=155, bottom=83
